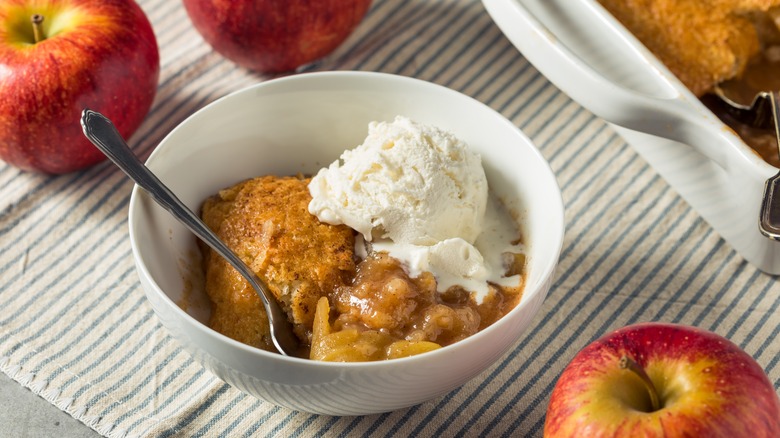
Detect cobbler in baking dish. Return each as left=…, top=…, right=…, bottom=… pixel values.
left=600, top=0, right=780, bottom=166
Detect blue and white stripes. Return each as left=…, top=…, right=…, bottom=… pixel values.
left=1, top=0, right=778, bottom=436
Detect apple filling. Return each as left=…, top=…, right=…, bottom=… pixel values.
left=310, top=251, right=522, bottom=361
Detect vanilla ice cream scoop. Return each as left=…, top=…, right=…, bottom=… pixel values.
left=308, top=116, right=488, bottom=245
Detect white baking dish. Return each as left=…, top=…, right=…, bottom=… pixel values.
left=483, top=0, right=780, bottom=273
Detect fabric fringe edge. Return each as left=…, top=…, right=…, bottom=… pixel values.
left=0, top=356, right=126, bottom=438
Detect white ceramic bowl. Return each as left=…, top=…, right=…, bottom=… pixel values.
left=128, top=71, right=564, bottom=415
left=484, top=0, right=780, bottom=274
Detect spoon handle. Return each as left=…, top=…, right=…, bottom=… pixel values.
left=80, top=109, right=299, bottom=356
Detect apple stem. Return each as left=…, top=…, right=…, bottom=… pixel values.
left=619, top=355, right=661, bottom=412
left=31, top=14, right=44, bottom=44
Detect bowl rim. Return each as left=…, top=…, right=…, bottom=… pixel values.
left=128, top=70, right=565, bottom=366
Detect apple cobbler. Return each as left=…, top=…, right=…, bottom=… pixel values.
left=199, top=175, right=525, bottom=361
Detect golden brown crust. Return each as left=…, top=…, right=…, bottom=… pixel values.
left=599, top=0, right=780, bottom=96
left=200, top=176, right=356, bottom=350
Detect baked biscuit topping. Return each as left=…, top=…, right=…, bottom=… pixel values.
left=200, top=176, right=356, bottom=350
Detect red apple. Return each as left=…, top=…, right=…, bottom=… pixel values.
left=0, top=0, right=159, bottom=174
left=545, top=322, right=780, bottom=437
left=182, top=0, right=371, bottom=73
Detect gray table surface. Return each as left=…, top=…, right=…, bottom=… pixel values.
left=0, top=372, right=96, bottom=437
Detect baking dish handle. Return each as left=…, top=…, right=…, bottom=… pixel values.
left=482, top=0, right=737, bottom=170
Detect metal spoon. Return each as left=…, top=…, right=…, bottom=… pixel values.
left=80, top=109, right=300, bottom=356
left=712, top=87, right=780, bottom=240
